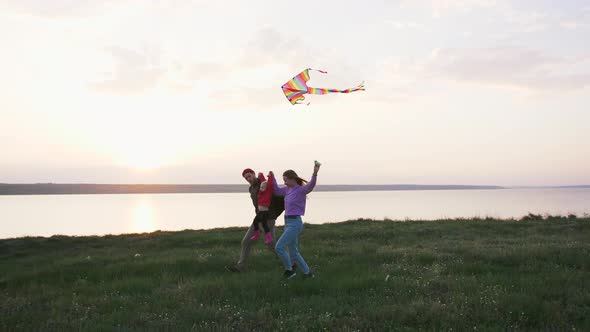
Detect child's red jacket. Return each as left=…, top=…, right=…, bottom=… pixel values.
left=257, top=173, right=274, bottom=208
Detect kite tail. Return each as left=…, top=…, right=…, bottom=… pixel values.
left=305, top=68, right=366, bottom=95
left=308, top=81, right=365, bottom=95
left=308, top=68, right=328, bottom=74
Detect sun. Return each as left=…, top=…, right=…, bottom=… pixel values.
left=104, top=103, right=197, bottom=172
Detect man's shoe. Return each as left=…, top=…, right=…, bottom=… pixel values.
left=283, top=269, right=297, bottom=280
left=225, top=265, right=242, bottom=273
left=303, top=272, right=315, bottom=279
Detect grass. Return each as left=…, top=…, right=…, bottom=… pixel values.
left=1, top=215, right=589, bottom=331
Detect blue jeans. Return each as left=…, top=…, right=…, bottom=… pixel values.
left=275, top=216, right=311, bottom=274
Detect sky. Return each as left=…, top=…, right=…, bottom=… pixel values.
left=1, top=0, right=589, bottom=186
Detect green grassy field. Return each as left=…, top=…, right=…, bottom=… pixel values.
left=1, top=216, right=589, bottom=331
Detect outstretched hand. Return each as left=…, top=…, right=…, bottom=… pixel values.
left=313, top=161, right=321, bottom=175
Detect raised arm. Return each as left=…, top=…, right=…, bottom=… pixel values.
left=301, top=161, right=321, bottom=194
left=301, top=174, right=317, bottom=194
left=270, top=171, right=287, bottom=196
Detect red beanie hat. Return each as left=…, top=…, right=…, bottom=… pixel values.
left=242, top=168, right=255, bottom=177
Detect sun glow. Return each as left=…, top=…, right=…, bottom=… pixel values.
left=110, top=118, right=183, bottom=172
left=120, top=148, right=167, bottom=171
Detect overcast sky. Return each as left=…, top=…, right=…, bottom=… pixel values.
left=1, top=0, right=589, bottom=185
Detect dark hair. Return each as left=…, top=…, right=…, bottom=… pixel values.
left=283, top=170, right=307, bottom=186
left=242, top=168, right=255, bottom=177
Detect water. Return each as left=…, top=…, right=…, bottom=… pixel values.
left=1, top=188, right=588, bottom=239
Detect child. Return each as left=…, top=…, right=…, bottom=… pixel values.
left=250, top=172, right=274, bottom=245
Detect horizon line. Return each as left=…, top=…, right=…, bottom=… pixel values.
left=1, top=183, right=589, bottom=196
left=1, top=183, right=589, bottom=187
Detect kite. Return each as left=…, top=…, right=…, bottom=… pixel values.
left=281, top=68, right=365, bottom=105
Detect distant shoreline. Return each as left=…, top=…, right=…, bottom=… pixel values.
left=0, top=183, right=508, bottom=195
left=1, top=184, right=588, bottom=196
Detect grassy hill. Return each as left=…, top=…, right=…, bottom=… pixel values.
left=1, top=216, right=589, bottom=330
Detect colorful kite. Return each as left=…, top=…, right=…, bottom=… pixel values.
left=281, top=68, right=365, bottom=105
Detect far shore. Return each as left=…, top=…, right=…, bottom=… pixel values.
left=1, top=184, right=588, bottom=196
left=0, top=183, right=507, bottom=195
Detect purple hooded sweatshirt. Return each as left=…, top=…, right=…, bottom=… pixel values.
left=272, top=174, right=317, bottom=216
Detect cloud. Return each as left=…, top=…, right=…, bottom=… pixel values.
left=88, top=28, right=297, bottom=96
left=368, top=58, right=430, bottom=103
left=369, top=46, right=590, bottom=105
left=558, top=5, right=590, bottom=30
left=239, top=26, right=322, bottom=69
left=400, top=1, right=588, bottom=35
left=384, top=20, right=426, bottom=30
left=426, top=47, right=590, bottom=91
left=207, top=86, right=284, bottom=111
left=0, top=0, right=121, bottom=18
left=375, top=47, right=590, bottom=100
left=431, top=0, right=497, bottom=11
left=171, top=27, right=320, bottom=84
left=400, top=0, right=498, bottom=18
left=493, top=2, right=590, bottom=35
left=0, top=0, right=213, bottom=19
left=90, top=46, right=167, bottom=95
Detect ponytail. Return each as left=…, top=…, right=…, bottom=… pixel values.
left=295, top=176, right=307, bottom=186
left=283, top=169, right=307, bottom=186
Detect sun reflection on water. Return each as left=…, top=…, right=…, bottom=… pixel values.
left=132, top=199, right=157, bottom=233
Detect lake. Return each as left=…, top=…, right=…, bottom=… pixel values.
left=1, top=188, right=589, bottom=239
